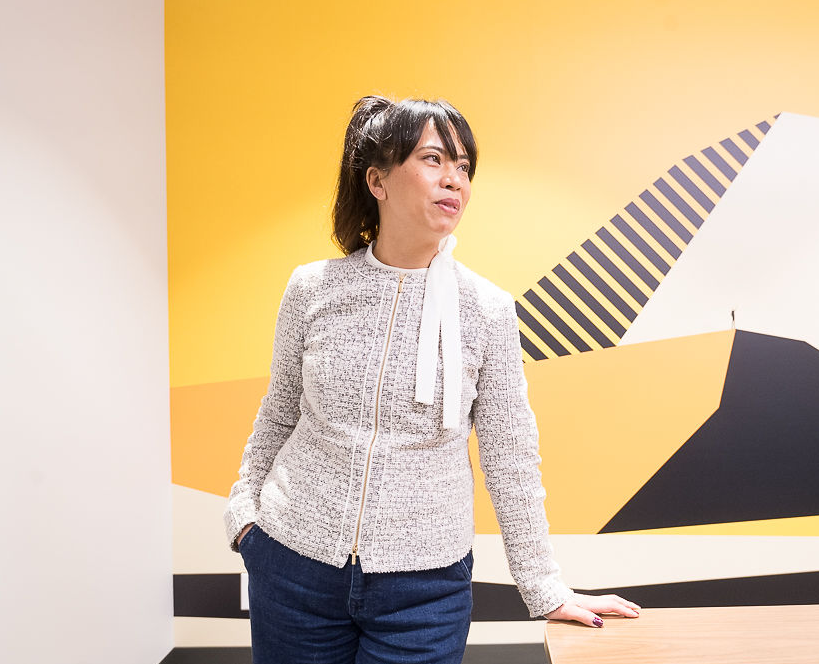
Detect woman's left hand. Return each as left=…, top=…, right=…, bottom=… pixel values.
left=545, top=593, right=641, bottom=627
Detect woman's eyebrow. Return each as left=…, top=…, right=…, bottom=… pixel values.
left=417, top=145, right=470, bottom=161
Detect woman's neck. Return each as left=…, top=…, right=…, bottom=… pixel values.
left=372, top=234, right=441, bottom=270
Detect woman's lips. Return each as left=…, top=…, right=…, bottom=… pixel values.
left=435, top=200, right=460, bottom=214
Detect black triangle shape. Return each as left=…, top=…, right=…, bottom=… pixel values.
left=601, top=330, right=819, bottom=532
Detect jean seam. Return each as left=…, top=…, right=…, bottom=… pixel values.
left=457, top=558, right=471, bottom=583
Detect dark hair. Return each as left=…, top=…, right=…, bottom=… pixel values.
left=331, top=95, right=478, bottom=255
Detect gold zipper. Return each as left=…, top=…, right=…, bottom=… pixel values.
left=351, top=273, right=405, bottom=565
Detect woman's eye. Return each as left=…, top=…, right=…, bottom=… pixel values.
left=458, top=163, right=470, bottom=172
left=425, top=154, right=441, bottom=163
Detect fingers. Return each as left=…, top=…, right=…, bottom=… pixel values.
left=573, top=593, right=641, bottom=618
left=594, top=596, right=639, bottom=618
left=546, top=594, right=643, bottom=629
left=604, top=594, right=641, bottom=617
left=606, top=593, right=641, bottom=610
left=547, top=603, right=605, bottom=628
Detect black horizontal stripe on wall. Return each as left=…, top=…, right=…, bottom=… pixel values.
left=719, top=137, right=748, bottom=165
left=638, top=190, right=694, bottom=243
left=669, top=165, right=715, bottom=212
left=160, top=648, right=251, bottom=664
left=172, top=576, right=531, bottom=622
left=552, top=264, right=626, bottom=337
left=472, top=582, right=537, bottom=621
left=171, top=571, right=818, bottom=629
left=581, top=239, right=648, bottom=306
left=567, top=252, right=636, bottom=321
left=523, top=288, right=592, bottom=353
left=701, top=146, right=737, bottom=181
left=610, top=214, right=670, bottom=274
left=519, top=330, right=547, bottom=360
left=464, top=644, right=550, bottom=664
left=596, top=227, right=659, bottom=290
left=472, top=572, right=819, bottom=617
left=174, top=574, right=247, bottom=619
left=159, top=644, right=550, bottom=664
left=653, top=177, right=704, bottom=229
left=537, top=276, right=614, bottom=348
left=515, top=301, right=570, bottom=357
left=625, top=202, right=682, bottom=258
left=683, top=155, right=726, bottom=196
left=574, top=571, right=819, bottom=608
left=474, top=573, right=819, bottom=617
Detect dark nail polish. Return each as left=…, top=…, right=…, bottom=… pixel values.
left=593, top=617, right=604, bottom=627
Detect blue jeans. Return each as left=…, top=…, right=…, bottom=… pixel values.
left=239, top=523, right=473, bottom=664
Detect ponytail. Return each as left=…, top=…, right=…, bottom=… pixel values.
left=331, top=96, right=393, bottom=255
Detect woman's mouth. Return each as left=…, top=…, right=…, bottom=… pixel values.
left=435, top=199, right=460, bottom=214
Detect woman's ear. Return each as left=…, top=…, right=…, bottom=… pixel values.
left=366, top=166, right=387, bottom=201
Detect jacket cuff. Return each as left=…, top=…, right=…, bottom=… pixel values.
left=520, top=579, right=576, bottom=618
left=224, top=505, right=256, bottom=553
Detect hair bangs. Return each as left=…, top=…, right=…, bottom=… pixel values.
left=388, top=100, right=477, bottom=181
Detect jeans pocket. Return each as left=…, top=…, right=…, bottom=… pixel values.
left=238, top=523, right=259, bottom=553
left=455, top=550, right=473, bottom=583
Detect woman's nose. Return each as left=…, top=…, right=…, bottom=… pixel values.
left=441, top=165, right=460, bottom=189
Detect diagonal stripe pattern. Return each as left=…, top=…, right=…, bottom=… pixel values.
left=518, top=115, right=779, bottom=361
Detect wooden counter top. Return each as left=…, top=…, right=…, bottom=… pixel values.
left=545, top=605, right=819, bottom=664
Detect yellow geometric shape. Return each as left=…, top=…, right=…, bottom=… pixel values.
left=613, top=514, right=819, bottom=537
left=171, top=376, right=268, bottom=496
left=520, top=329, right=734, bottom=535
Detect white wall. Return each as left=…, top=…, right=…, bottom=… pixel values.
left=0, top=2, right=172, bottom=662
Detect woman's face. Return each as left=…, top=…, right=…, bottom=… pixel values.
left=368, top=118, right=472, bottom=244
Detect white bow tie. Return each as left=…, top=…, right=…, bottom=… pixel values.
left=415, top=234, right=461, bottom=430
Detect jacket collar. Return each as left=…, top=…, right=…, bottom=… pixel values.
left=364, top=240, right=429, bottom=275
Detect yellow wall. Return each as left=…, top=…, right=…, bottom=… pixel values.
left=166, top=0, right=819, bottom=389
left=166, top=0, right=819, bottom=538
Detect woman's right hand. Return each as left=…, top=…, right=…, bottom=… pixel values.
left=236, top=522, right=255, bottom=548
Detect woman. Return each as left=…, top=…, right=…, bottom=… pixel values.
left=225, top=95, right=640, bottom=664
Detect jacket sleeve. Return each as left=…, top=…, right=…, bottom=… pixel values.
left=471, top=291, right=575, bottom=617
left=223, top=265, right=307, bottom=551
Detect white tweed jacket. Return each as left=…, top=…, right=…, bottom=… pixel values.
left=223, top=245, right=574, bottom=617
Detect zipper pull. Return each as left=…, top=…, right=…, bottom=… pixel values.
left=351, top=544, right=358, bottom=565
left=398, top=273, right=405, bottom=292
